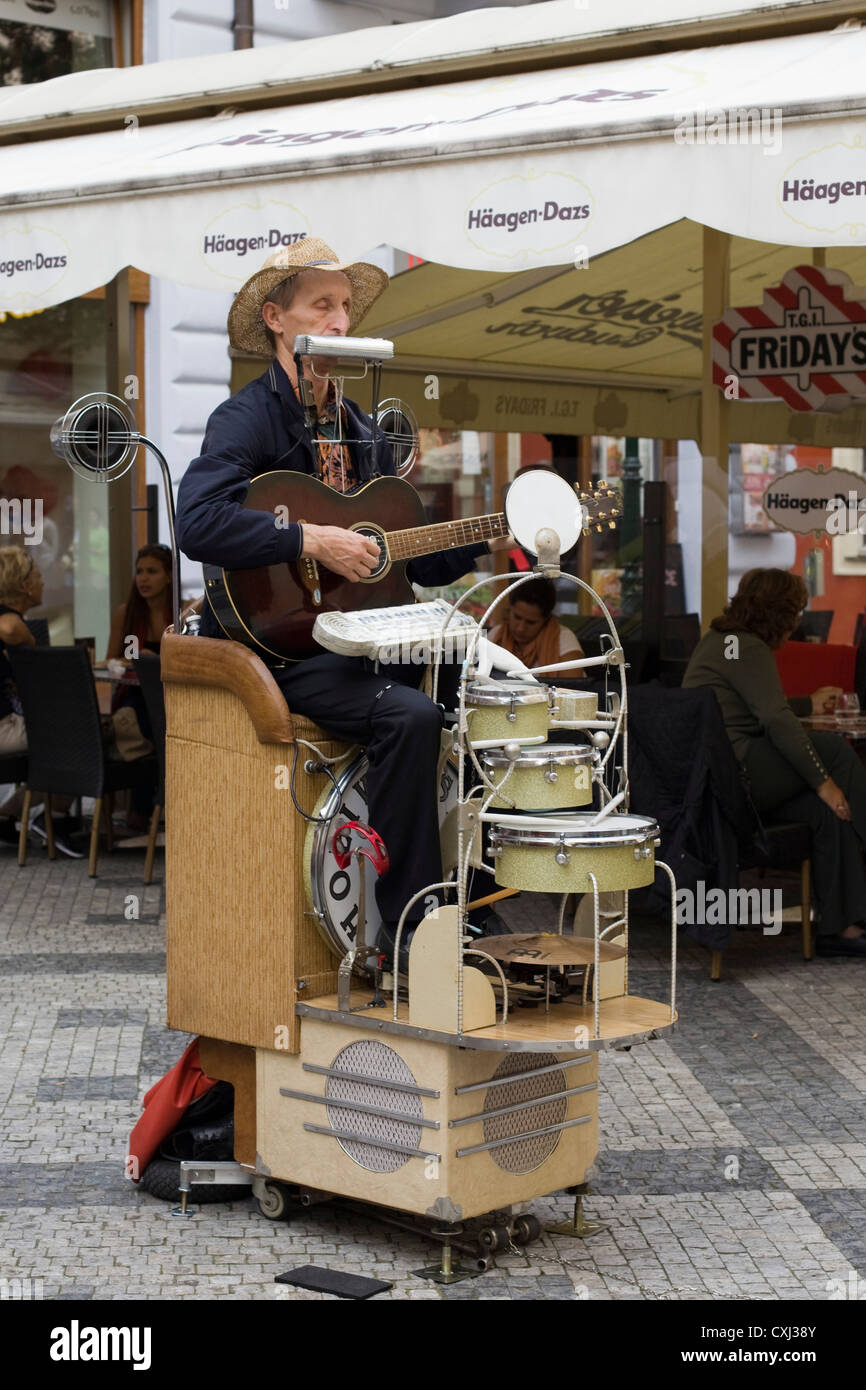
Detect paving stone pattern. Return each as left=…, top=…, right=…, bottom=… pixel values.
left=0, top=848, right=865, bottom=1301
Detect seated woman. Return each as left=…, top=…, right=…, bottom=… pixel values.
left=106, top=544, right=174, bottom=831
left=0, top=545, right=39, bottom=757
left=683, top=567, right=866, bottom=958
left=487, top=576, right=584, bottom=674
left=0, top=548, right=81, bottom=855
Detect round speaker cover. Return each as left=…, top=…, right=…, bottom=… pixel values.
left=505, top=471, right=582, bottom=555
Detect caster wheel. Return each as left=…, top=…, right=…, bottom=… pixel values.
left=512, top=1214, right=542, bottom=1245
left=477, top=1225, right=508, bottom=1253
left=256, top=1182, right=293, bottom=1221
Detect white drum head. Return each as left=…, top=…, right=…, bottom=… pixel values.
left=505, top=471, right=582, bottom=555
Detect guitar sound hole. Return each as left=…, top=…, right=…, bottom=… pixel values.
left=354, top=527, right=388, bottom=579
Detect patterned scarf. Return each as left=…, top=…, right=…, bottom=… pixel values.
left=293, top=378, right=356, bottom=493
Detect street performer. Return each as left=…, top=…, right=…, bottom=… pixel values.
left=176, top=237, right=506, bottom=957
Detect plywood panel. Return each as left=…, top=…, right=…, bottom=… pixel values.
left=165, top=674, right=350, bottom=1052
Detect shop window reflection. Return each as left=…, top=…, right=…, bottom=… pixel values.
left=0, top=300, right=107, bottom=643
left=0, top=17, right=112, bottom=86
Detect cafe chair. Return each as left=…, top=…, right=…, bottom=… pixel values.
left=0, top=749, right=28, bottom=853
left=132, top=653, right=165, bottom=884
left=8, top=646, right=157, bottom=877
left=790, top=610, right=833, bottom=643
left=710, top=816, right=812, bottom=981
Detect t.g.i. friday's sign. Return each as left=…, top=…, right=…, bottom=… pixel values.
left=712, top=265, right=866, bottom=411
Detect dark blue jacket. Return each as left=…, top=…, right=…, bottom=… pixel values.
left=176, top=360, right=488, bottom=639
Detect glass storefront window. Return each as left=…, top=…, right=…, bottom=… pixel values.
left=0, top=299, right=108, bottom=645
left=414, top=428, right=494, bottom=548
left=0, top=4, right=113, bottom=85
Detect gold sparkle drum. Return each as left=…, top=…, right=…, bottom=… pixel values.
left=489, top=812, right=661, bottom=892
left=481, top=743, right=597, bottom=811
left=464, top=680, right=549, bottom=748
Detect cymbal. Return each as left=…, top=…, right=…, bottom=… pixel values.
left=476, top=932, right=626, bottom=966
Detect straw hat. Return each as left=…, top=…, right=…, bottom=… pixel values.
left=227, top=236, right=390, bottom=357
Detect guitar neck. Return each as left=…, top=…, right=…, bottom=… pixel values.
left=386, top=512, right=509, bottom=563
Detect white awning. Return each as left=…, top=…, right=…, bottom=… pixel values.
left=0, top=0, right=838, bottom=136
left=2, top=22, right=866, bottom=313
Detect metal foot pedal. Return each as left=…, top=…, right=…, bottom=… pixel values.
left=547, top=1184, right=607, bottom=1239
left=275, top=1265, right=392, bottom=1299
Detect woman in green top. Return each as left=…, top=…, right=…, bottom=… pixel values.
left=683, top=568, right=866, bottom=958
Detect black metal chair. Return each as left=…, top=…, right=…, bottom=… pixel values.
left=0, top=749, right=28, bottom=852
left=8, top=646, right=157, bottom=877
left=790, top=610, right=833, bottom=643
left=132, top=653, right=165, bottom=883
left=710, top=816, right=812, bottom=981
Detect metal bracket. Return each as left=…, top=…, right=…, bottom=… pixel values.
left=172, top=1160, right=253, bottom=1216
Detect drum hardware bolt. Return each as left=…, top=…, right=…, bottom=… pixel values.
left=555, top=844, right=570, bottom=866
left=633, top=848, right=642, bottom=861
left=297, top=980, right=306, bottom=991
left=653, top=837, right=661, bottom=847
left=544, top=769, right=559, bottom=783
left=592, top=732, right=610, bottom=749
left=642, top=846, right=653, bottom=859
left=503, top=741, right=521, bottom=760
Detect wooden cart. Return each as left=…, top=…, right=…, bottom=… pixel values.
left=161, top=632, right=675, bottom=1266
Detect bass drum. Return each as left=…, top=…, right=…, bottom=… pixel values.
left=304, top=750, right=463, bottom=965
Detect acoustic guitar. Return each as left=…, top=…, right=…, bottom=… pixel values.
left=203, top=471, right=619, bottom=662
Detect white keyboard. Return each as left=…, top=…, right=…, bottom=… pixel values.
left=313, top=599, right=478, bottom=660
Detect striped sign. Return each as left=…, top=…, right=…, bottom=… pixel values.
left=712, top=265, right=866, bottom=412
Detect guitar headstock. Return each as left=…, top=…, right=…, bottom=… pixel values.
left=576, top=482, right=622, bottom=534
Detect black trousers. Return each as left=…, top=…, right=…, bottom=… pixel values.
left=270, top=653, right=444, bottom=923
left=744, top=730, right=866, bottom=936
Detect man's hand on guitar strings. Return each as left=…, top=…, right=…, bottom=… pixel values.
left=301, top=523, right=380, bottom=582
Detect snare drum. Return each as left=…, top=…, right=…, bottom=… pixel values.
left=549, top=689, right=598, bottom=724
left=489, top=812, right=661, bottom=892
left=464, top=680, right=549, bottom=747
left=481, top=743, right=597, bottom=811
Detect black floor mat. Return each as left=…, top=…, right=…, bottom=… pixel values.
left=275, top=1265, right=392, bottom=1299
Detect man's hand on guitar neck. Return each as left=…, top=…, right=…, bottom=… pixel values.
left=300, top=523, right=381, bottom=582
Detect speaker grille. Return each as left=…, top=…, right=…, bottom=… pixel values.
left=326, top=1040, right=423, bottom=1173
left=483, top=1052, right=567, bottom=1174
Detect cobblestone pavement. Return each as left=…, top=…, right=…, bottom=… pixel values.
left=1, top=845, right=865, bottom=1302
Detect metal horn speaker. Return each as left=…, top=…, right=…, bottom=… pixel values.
left=376, top=398, right=419, bottom=477
left=49, top=391, right=181, bottom=633
left=50, top=393, right=140, bottom=483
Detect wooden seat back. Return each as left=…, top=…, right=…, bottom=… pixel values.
left=161, top=633, right=352, bottom=1051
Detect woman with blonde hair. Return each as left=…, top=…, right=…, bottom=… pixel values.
left=684, top=567, right=866, bottom=957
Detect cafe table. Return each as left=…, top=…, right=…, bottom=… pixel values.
left=91, top=665, right=139, bottom=715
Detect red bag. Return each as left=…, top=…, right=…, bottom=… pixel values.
left=127, top=1038, right=217, bottom=1182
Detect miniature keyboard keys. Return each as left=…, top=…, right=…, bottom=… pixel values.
left=313, top=598, right=478, bottom=660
